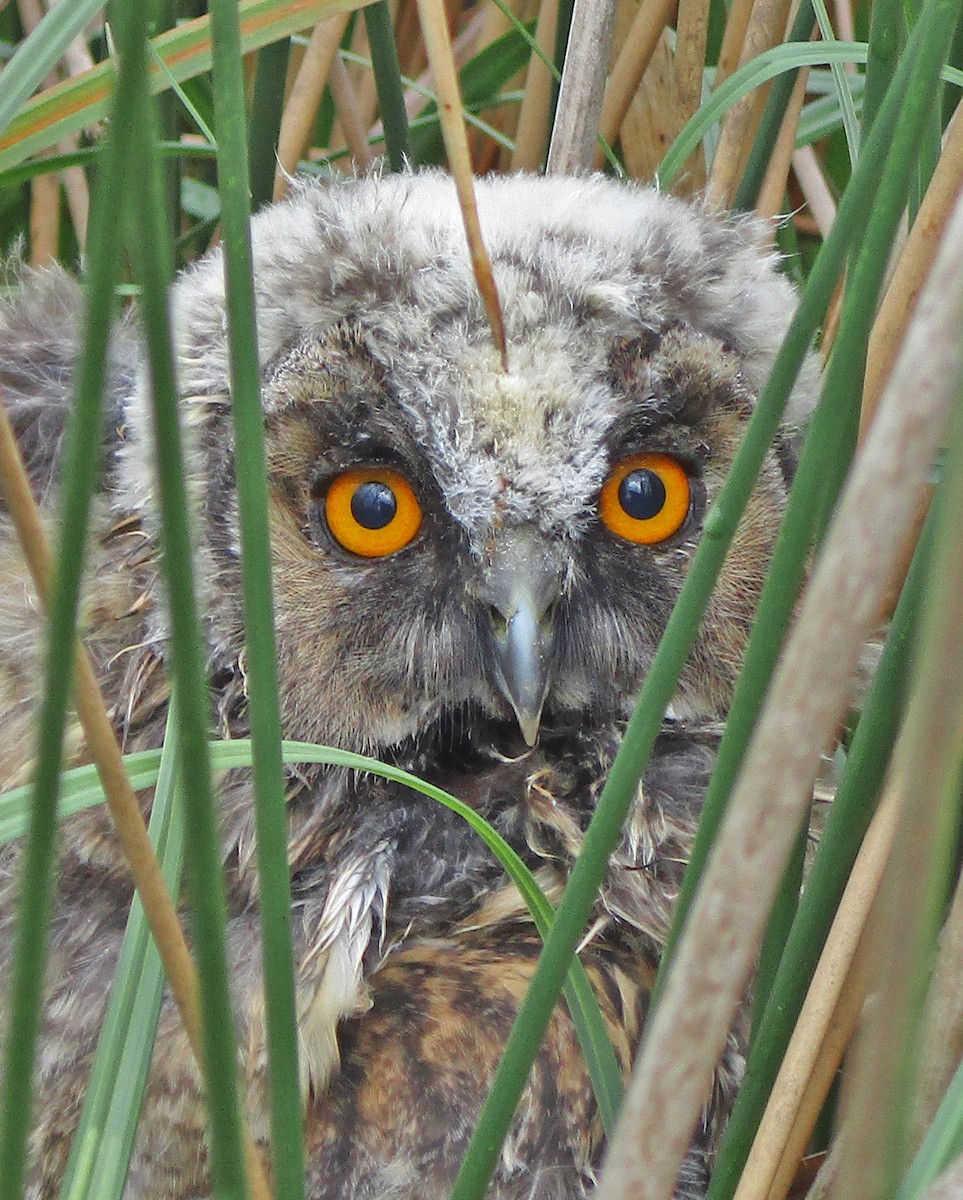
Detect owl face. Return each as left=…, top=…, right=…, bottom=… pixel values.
left=122, top=173, right=814, bottom=758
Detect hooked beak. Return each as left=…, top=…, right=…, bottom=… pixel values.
left=480, top=529, right=561, bottom=746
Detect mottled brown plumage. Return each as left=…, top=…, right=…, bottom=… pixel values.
left=0, top=173, right=817, bottom=1199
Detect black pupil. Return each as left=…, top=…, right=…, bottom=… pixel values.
left=351, top=481, right=397, bottom=530
left=619, top=469, right=666, bottom=521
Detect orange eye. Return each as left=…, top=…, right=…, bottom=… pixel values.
left=324, top=467, right=422, bottom=558
left=598, top=452, right=690, bottom=544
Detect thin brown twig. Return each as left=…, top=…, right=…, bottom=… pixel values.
left=0, top=398, right=274, bottom=1200
left=860, top=104, right=963, bottom=436
left=328, top=53, right=374, bottom=168
left=415, top=0, right=507, bottom=369
left=756, top=55, right=812, bottom=221
left=274, top=13, right=350, bottom=199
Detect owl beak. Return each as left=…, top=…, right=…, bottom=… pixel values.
left=481, top=531, right=560, bottom=747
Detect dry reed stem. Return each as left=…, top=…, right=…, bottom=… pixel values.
left=346, top=14, right=381, bottom=146
left=915, top=857, right=963, bottom=1147
left=756, top=56, right=811, bottom=221
left=328, top=53, right=374, bottom=168
left=274, top=13, right=350, bottom=199
left=716, top=0, right=756, bottom=86
left=618, top=32, right=688, bottom=185
left=830, top=226, right=963, bottom=1200
left=734, top=779, right=905, bottom=1200
left=415, top=0, right=507, bottom=368
left=595, top=185, right=963, bottom=1200
left=28, top=167, right=59, bottom=264
left=675, top=0, right=710, bottom=118
left=396, top=0, right=427, bottom=82
left=385, top=8, right=486, bottom=126
left=860, top=106, right=963, bottom=436
left=792, top=145, right=837, bottom=237
left=511, top=0, right=560, bottom=171
left=765, top=943, right=870, bottom=1200
left=592, top=0, right=677, bottom=170
left=672, top=0, right=710, bottom=189
left=831, top=0, right=856, bottom=60
left=547, top=0, right=618, bottom=173
left=707, top=0, right=793, bottom=208
left=0, top=399, right=273, bottom=1200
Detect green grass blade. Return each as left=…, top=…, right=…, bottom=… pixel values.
left=897, top=1055, right=963, bottom=1200
left=0, top=0, right=373, bottom=175
left=208, top=0, right=304, bottom=1192
left=57, top=703, right=185, bottom=1200
left=862, top=0, right=905, bottom=135
left=363, top=3, right=410, bottom=170
left=659, top=42, right=871, bottom=190
left=248, top=39, right=291, bottom=209
left=125, top=47, right=250, bottom=1200
left=0, top=0, right=106, bottom=137
left=0, top=12, right=144, bottom=1200
left=811, top=0, right=861, bottom=164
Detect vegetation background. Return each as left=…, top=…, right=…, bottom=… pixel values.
left=1, top=2, right=962, bottom=1200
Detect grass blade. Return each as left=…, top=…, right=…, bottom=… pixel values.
left=208, top=0, right=304, bottom=1191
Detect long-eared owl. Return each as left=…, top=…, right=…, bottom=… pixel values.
left=0, top=172, right=817, bottom=1199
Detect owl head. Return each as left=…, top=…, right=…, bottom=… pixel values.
left=120, top=173, right=816, bottom=759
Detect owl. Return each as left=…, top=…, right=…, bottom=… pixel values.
left=0, top=172, right=817, bottom=1200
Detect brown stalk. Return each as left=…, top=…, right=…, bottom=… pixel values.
left=595, top=186, right=963, bottom=1200
left=0, top=402, right=274, bottom=1200
left=328, top=53, right=374, bottom=168
left=832, top=372, right=963, bottom=1200
left=591, top=0, right=677, bottom=171
left=415, top=0, right=507, bottom=369
left=274, top=13, right=350, bottom=198
left=792, top=144, right=837, bottom=237
left=547, top=0, right=618, bottom=173
left=671, top=0, right=709, bottom=190
left=707, top=0, right=793, bottom=208
left=511, top=0, right=560, bottom=171
left=715, top=0, right=756, bottom=87
left=765, top=944, right=870, bottom=1200
left=397, top=0, right=428, bottom=82
left=346, top=13, right=381, bottom=146
left=733, top=778, right=904, bottom=1200
left=755, top=55, right=811, bottom=221
left=675, top=0, right=709, bottom=118
left=860, top=105, right=963, bottom=436
left=18, top=0, right=89, bottom=257
left=617, top=31, right=687, bottom=185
